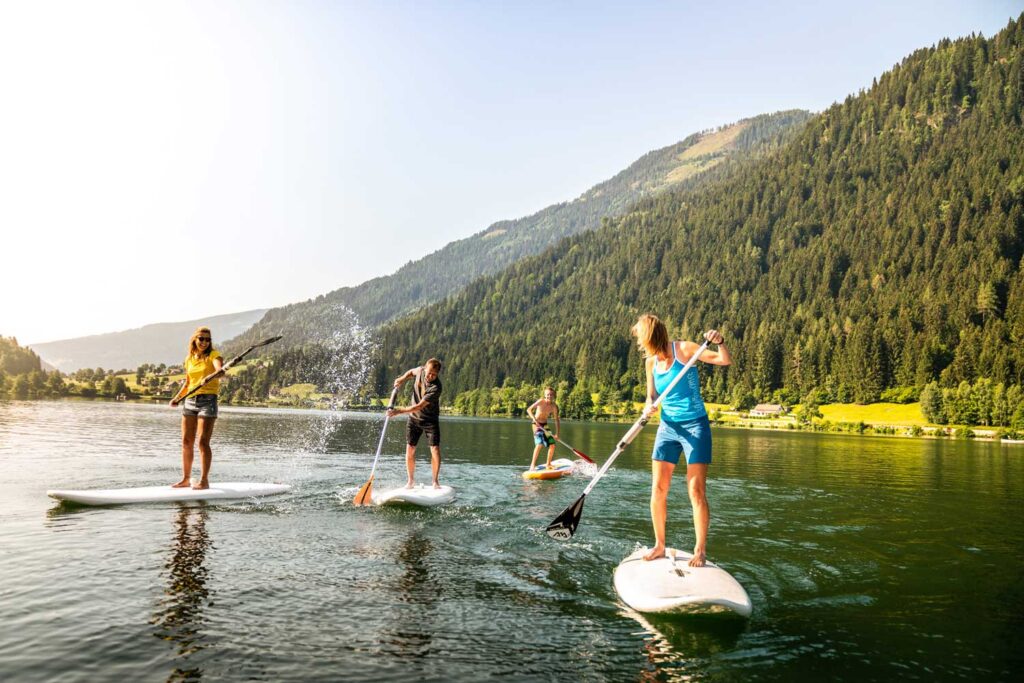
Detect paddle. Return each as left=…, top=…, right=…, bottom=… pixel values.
left=545, top=339, right=710, bottom=540
left=173, top=336, right=283, bottom=404
left=353, top=386, right=400, bottom=506
left=529, top=418, right=594, bottom=464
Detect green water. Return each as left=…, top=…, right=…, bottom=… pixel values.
left=0, top=400, right=1021, bottom=681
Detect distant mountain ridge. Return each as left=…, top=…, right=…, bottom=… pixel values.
left=30, top=309, right=268, bottom=372
left=226, top=110, right=811, bottom=352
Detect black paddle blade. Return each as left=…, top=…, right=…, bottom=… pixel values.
left=256, top=335, right=283, bottom=347
left=546, top=493, right=585, bottom=541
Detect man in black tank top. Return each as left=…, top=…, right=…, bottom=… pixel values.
left=387, top=358, right=443, bottom=488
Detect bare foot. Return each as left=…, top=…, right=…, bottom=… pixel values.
left=432, top=481, right=441, bottom=489
left=404, top=481, right=415, bottom=489
left=643, top=545, right=666, bottom=561
left=191, top=480, right=209, bottom=490
left=688, top=549, right=706, bottom=567
left=171, top=479, right=191, bottom=488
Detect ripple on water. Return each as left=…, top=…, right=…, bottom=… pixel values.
left=2, top=401, right=1023, bottom=681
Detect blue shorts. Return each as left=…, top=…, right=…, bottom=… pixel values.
left=652, top=415, right=712, bottom=466
left=182, top=394, right=218, bottom=418
left=534, top=428, right=555, bottom=446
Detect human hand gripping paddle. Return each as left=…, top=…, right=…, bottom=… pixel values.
left=529, top=418, right=595, bottom=464
left=545, top=338, right=710, bottom=540
left=171, top=336, right=283, bottom=405
left=353, top=386, right=400, bottom=506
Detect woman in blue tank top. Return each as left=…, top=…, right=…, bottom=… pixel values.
left=631, top=314, right=731, bottom=567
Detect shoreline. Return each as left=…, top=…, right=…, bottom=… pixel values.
left=10, top=396, right=1023, bottom=445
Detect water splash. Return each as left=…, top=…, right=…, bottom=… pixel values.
left=574, top=460, right=598, bottom=478
left=283, top=305, right=379, bottom=480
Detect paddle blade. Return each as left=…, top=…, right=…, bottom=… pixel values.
left=570, top=447, right=594, bottom=464
left=353, top=477, right=374, bottom=506
left=256, top=335, right=283, bottom=347
left=546, top=493, right=586, bottom=540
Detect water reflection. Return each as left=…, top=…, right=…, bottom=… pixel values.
left=623, top=608, right=745, bottom=681
left=151, top=504, right=213, bottom=682
left=380, top=531, right=437, bottom=659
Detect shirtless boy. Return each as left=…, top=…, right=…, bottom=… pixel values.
left=526, top=387, right=560, bottom=470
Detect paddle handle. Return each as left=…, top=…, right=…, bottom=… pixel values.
left=581, top=339, right=709, bottom=495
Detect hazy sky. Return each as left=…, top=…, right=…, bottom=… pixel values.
left=1, top=1, right=1020, bottom=344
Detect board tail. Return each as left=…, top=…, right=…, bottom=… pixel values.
left=545, top=493, right=585, bottom=540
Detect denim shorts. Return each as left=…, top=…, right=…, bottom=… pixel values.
left=182, top=394, right=218, bottom=418
left=652, top=415, right=712, bottom=465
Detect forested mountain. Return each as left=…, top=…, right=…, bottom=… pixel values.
left=30, top=309, right=267, bottom=372
left=226, top=111, right=810, bottom=352
left=374, top=17, right=1024, bottom=410
left=1, top=336, right=43, bottom=376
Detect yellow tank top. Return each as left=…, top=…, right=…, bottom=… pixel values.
left=184, top=350, right=223, bottom=395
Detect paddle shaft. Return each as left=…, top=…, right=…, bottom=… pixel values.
left=176, top=336, right=282, bottom=403
left=530, top=418, right=593, bottom=463
left=581, top=339, right=709, bottom=496
left=365, top=386, right=400, bottom=482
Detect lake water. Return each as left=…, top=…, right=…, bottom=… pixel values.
left=1, top=400, right=1021, bottom=681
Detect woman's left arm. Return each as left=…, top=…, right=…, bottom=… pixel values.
left=684, top=330, right=731, bottom=366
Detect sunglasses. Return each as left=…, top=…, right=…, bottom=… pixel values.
left=197, top=336, right=211, bottom=342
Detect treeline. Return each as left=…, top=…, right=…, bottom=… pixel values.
left=0, top=336, right=174, bottom=400
left=226, top=110, right=811, bottom=353
left=372, top=17, right=1024, bottom=423
left=450, top=380, right=615, bottom=420
left=0, top=336, right=66, bottom=399
left=921, top=378, right=1024, bottom=427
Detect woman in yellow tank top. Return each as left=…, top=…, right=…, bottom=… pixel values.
left=169, top=327, right=225, bottom=490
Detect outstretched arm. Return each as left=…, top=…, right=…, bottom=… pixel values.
left=391, top=398, right=430, bottom=416
left=170, top=379, right=188, bottom=406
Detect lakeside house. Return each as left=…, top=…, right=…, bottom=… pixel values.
left=750, top=403, right=786, bottom=418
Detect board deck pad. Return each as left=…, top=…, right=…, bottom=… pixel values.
left=47, top=482, right=290, bottom=506
left=373, top=484, right=455, bottom=507
left=613, top=547, right=752, bottom=617
left=522, top=458, right=574, bottom=480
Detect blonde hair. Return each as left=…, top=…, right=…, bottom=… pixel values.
left=631, top=314, right=671, bottom=359
left=425, top=358, right=442, bottom=372
left=187, top=327, right=214, bottom=359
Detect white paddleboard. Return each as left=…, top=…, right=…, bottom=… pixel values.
left=374, top=484, right=455, bottom=507
left=47, top=482, right=290, bottom=506
left=613, top=547, right=752, bottom=617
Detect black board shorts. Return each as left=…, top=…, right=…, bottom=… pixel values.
left=407, top=418, right=440, bottom=447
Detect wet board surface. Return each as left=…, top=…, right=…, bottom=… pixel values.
left=522, top=458, right=574, bottom=480
left=374, top=484, right=456, bottom=507
left=47, top=482, right=291, bottom=506
left=613, top=547, right=752, bottom=617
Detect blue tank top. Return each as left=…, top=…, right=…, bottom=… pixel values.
left=652, top=343, right=706, bottom=423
